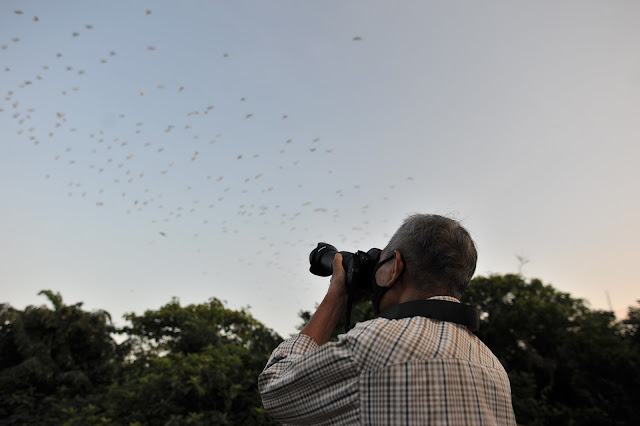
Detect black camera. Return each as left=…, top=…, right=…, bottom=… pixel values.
left=309, top=243, right=382, bottom=297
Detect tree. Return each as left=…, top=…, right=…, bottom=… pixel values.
left=106, top=297, right=282, bottom=425
left=462, top=275, right=640, bottom=425
left=1, top=292, right=282, bottom=425
left=0, top=290, right=119, bottom=424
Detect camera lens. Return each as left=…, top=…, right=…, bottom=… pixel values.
left=309, top=243, right=338, bottom=276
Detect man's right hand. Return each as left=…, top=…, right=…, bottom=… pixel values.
left=300, top=253, right=349, bottom=345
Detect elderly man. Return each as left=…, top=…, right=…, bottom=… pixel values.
left=259, top=214, right=516, bottom=425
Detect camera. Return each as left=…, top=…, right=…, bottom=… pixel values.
left=309, top=243, right=382, bottom=297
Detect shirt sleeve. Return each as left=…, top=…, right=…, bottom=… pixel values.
left=258, top=333, right=360, bottom=425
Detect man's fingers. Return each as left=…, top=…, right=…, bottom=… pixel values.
left=329, top=253, right=347, bottom=294
left=333, top=253, right=343, bottom=273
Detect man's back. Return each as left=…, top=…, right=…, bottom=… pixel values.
left=259, top=297, right=516, bottom=425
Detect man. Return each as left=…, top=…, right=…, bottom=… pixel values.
left=259, top=214, right=516, bottom=425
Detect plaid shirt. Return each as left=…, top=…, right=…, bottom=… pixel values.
left=259, top=296, right=516, bottom=425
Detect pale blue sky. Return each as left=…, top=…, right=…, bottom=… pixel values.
left=1, top=1, right=639, bottom=337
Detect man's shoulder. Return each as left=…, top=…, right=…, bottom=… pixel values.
left=339, top=316, right=504, bottom=372
left=337, top=316, right=444, bottom=364
left=344, top=314, right=450, bottom=344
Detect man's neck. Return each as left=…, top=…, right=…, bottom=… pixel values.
left=380, top=279, right=449, bottom=312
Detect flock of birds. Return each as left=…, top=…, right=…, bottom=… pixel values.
left=2, top=7, right=415, bottom=287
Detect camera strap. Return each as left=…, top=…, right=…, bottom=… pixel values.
left=377, top=299, right=480, bottom=332
left=345, top=293, right=354, bottom=332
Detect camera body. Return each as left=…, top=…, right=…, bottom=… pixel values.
left=309, top=243, right=382, bottom=297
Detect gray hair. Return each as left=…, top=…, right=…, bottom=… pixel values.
left=385, top=214, right=477, bottom=299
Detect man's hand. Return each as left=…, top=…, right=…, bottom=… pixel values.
left=300, top=253, right=349, bottom=345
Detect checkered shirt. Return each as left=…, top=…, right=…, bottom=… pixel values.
left=259, top=296, right=516, bottom=425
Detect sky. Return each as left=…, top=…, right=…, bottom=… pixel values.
left=1, top=1, right=639, bottom=338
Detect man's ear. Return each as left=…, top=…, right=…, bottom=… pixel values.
left=382, top=250, right=405, bottom=287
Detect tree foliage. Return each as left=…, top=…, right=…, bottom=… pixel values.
left=110, top=297, right=282, bottom=425
left=462, top=275, right=640, bottom=425
left=0, top=292, right=281, bottom=425
left=0, top=290, right=118, bottom=425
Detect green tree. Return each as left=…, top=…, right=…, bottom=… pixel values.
left=106, top=297, right=282, bottom=425
left=1, top=292, right=282, bottom=425
left=462, top=275, right=640, bottom=425
left=0, top=290, right=119, bottom=424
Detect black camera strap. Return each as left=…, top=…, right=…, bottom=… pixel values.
left=377, top=299, right=480, bottom=332
left=345, top=293, right=354, bottom=332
